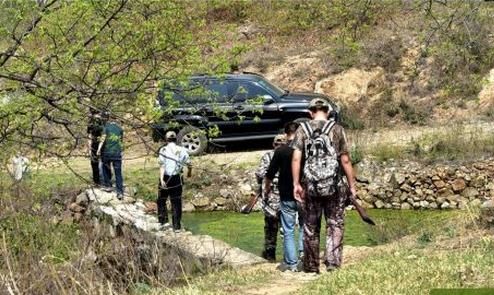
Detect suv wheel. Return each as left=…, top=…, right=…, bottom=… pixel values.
left=177, top=126, right=208, bottom=156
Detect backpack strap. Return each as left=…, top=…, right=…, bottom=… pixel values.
left=321, top=120, right=336, bottom=135
left=300, top=122, right=313, bottom=138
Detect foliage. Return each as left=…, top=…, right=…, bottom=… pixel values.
left=0, top=0, right=238, bottom=163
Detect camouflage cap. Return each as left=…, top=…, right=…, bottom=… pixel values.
left=308, top=97, right=331, bottom=110
left=165, top=131, right=177, bottom=140
left=273, top=134, right=287, bottom=145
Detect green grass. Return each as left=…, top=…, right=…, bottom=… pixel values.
left=300, top=244, right=494, bottom=295
left=182, top=210, right=458, bottom=257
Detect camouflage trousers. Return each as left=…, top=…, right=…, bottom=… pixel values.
left=302, top=188, right=347, bottom=273
left=264, top=213, right=280, bottom=252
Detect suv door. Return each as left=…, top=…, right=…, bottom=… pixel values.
left=227, top=80, right=282, bottom=136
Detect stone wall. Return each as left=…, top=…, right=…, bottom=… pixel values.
left=354, top=159, right=494, bottom=210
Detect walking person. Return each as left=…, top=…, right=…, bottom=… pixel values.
left=97, top=111, right=124, bottom=199
left=264, top=122, right=303, bottom=272
left=87, top=111, right=103, bottom=185
left=292, top=98, right=357, bottom=274
left=157, top=131, right=192, bottom=232
left=255, top=134, right=286, bottom=262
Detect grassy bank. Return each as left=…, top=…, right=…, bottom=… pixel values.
left=183, top=209, right=459, bottom=256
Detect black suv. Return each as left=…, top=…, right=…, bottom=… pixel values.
left=153, top=72, right=339, bottom=155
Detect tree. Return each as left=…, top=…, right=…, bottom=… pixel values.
left=0, top=0, right=234, bottom=164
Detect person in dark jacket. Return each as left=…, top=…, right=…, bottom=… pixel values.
left=264, top=122, right=303, bottom=272
left=97, top=111, right=124, bottom=199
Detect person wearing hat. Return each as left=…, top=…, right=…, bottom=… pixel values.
left=291, top=97, right=356, bottom=274
left=264, top=121, right=303, bottom=272
left=255, top=133, right=286, bottom=262
left=97, top=111, right=124, bottom=199
left=157, top=130, right=191, bottom=232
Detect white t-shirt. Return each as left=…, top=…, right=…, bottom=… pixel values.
left=158, top=143, right=190, bottom=176
left=12, top=156, right=29, bottom=181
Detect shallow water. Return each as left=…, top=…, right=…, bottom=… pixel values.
left=182, top=209, right=457, bottom=257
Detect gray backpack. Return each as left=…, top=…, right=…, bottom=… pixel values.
left=301, top=120, right=339, bottom=197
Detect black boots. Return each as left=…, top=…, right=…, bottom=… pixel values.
left=262, top=248, right=276, bottom=262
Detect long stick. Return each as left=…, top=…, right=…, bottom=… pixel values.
left=348, top=193, right=376, bottom=225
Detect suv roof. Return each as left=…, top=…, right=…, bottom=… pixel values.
left=190, top=72, right=265, bottom=81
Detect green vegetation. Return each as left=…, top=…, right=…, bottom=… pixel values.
left=183, top=210, right=458, bottom=256
left=301, top=244, right=494, bottom=295
left=359, top=125, right=494, bottom=163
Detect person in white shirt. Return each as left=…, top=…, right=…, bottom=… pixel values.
left=12, top=152, right=30, bottom=182
left=157, top=131, right=192, bottom=232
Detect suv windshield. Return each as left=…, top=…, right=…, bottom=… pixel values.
left=255, top=77, right=284, bottom=97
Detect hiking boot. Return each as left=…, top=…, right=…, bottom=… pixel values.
left=116, top=193, right=123, bottom=200
left=277, top=263, right=299, bottom=273
left=262, top=248, right=276, bottom=262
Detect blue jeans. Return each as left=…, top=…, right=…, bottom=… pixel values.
left=280, top=200, right=304, bottom=268
left=102, top=156, right=123, bottom=194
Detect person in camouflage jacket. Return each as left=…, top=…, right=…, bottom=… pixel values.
left=255, top=134, right=286, bottom=261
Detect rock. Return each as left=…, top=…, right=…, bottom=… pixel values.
left=401, top=203, right=412, bottom=210
left=374, top=200, right=385, bottom=209
left=390, top=173, right=406, bottom=188
left=451, top=179, right=466, bottom=193
left=194, top=192, right=204, bottom=199
left=183, top=202, right=195, bottom=212
left=214, top=197, right=227, bottom=206
left=433, top=180, right=446, bottom=189
left=471, top=176, right=486, bottom=188
left=384, top=203, right=392, bottom=209
left=481, top=200, right=494, bottom=209
left=239, top=183, right=252, bottom=195
left=88, top=189, right=114, bottom=205
left=144, top=202, right=157, bottom=214
left=73, top=212, right=84, bottom=223
left=440, top=202, right=450, bottom=210
left=75, top=192, right=89, bottom=206
left=122, top=196, right=136, bottom=204
left=192, top=197, right=210, bottom=208
left=413, top=202, right=420, bottom=209
left=400, top=184, right=413, bottom=193
left=61, top=211, right=73, bottom=225
left=399, top=193, right=409, bottom=202
left=431, top=175, right=441, bottom=181
left=469, top=199, right=482, bottom=208
left=461, top=187, right=479, bottom=199
left=69, top=202, right=85, bottom=213
left=449, top=201, right=458, bottom=208
left=429, top=202, right=438, bottom=209
left=220, top=188, right=232, bottom=199
left=486, top=182, right=494, bottom=191
left=419, top=200, right=429, bottom=209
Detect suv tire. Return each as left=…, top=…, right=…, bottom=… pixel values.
left=177, top=126, right=208, bottom=156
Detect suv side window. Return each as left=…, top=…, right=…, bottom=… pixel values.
left=205, top=80, right=229, bottom=103
left=228, top=81, right=269, bottom=102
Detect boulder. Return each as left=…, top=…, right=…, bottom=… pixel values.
left=429, top=202, right=438, bottom=209
left=461, top=187, right=479, bottom=199
left=183, top=202, right=195, bottom=212
left=220, top=188, right=232, bottom=199
left=390, top=173, right=406, bottom=188
left=481, top=200, right=494, bottom=209
left=122, top=196, right=136, bottom=204
left=451, top=179, right=466, bottom=193
left=401, top=203, right=412, bottom=210
left=374, top=200, right=385, bottom=209
left=144, top=202, right=157, bottom=214
left=75, top=192, right=89, bottom=206
left=192, top=197, right=210, bottom=208
left=440, top=202, right=450, bottom=210
left=433, top=180, right=446, bottom=189
left=69, top=202, right=85, bottom=213
left=239, top=183, right=253, bottom=195
left=419, top=200, right=429, bottom=209
left=214, top=197, right=228, bottom=206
